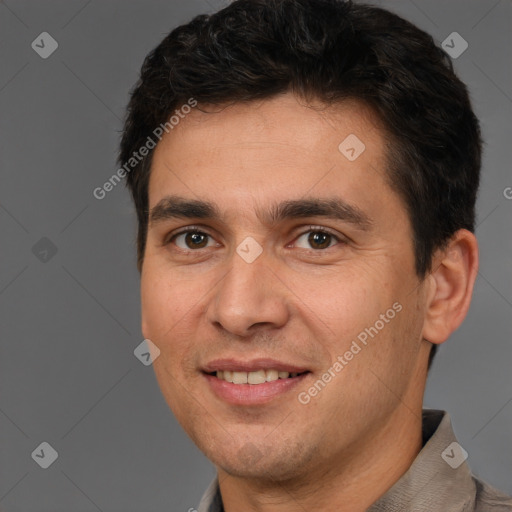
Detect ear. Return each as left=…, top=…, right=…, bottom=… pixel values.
left=422, top=229, right=479, bottom=345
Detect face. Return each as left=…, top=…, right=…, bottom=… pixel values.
left=141, top=93, right=431, bottom=482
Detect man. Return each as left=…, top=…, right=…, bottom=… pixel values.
left=119, top=0, right=512, bottom=510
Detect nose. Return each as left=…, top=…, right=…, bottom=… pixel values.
left=206, top=247, right=290, bottom=338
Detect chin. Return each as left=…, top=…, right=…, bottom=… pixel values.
left=208, top=439, right=316, bottom=483
left=220, top=459, right=301, bottom=482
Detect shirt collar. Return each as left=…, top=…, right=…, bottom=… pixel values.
left=197, top=409, right=476, bottom=512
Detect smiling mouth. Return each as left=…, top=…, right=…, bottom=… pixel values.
left=207, top=369, right=310, bottom=385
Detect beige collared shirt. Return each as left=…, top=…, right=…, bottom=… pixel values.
left=196, top=410, right=512, bottom=511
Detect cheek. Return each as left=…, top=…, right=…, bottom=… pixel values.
left=141, top=274, right=169, bottom=341
left=140, top=267, right=209, bottom=381
left=141, top=265, right=199, bottom=340
left=292, top=266, right=394, bottom=346
left=140, top=271, right=199, bottom=415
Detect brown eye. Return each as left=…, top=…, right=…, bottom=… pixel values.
left=294, top=229, right=340, bottom=250
left=172, top=230, right=213, bottom=250
left=184, top=232, right=209, bottom=249
left=308, top=231, right=332, bottom=249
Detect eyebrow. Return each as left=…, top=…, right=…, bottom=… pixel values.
left=149, top=194, right=372, bottom=230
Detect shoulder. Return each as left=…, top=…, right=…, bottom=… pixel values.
left=474, top=478, right=512, bottom=511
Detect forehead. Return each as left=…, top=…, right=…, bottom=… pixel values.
left=152, top=94, right=385, bottom=161
left=146, top=93, right=404, bottom=230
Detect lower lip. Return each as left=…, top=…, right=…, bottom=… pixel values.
left=204, top=372, right=309, bottom=405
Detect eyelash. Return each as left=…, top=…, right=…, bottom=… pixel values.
left=165, top=225, right=344, bottom=251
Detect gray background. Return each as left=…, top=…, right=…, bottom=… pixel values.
left=0, top=0, right=510, bottom=510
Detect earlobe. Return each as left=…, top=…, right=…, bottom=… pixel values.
left=421, top=229, right=479, bottom=345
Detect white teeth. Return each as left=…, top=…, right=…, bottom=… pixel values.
left=214, top=369, right=302, bottom=384
left=266, top=369, right=279, bottom=382
left=232, top=371, right=248, bottom=384
left=248, top=370, right=266, bottom=384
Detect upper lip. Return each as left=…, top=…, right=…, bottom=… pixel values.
left=202, top=358, right=310, bottom=373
